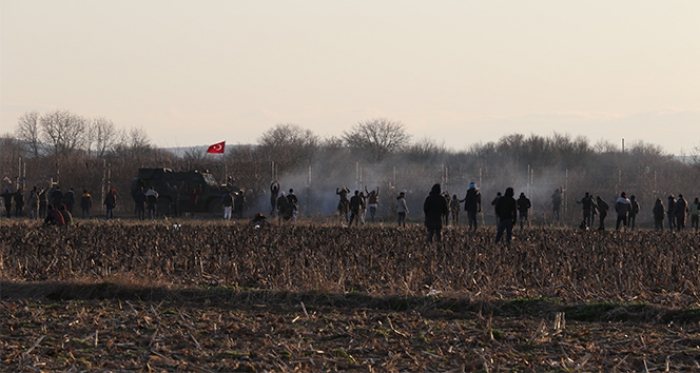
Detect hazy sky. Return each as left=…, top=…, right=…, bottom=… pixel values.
left=2, top=1, right=699, bottom=155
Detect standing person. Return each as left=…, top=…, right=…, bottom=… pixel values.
left=28, top=186, right=40, bottom=220
left=348, top=190, right=365, bottom=226
left=286, top=188, right=298, bottom=222
left=614, top=192, right=631, bottom=231
left=184, top=185, right=202, bottom=218
left=577, top=192, right=597, bottom=228
left=1, top=188, right=13, bottom=218
left=336, top=187, right=350, bottom=224
left=516, top=192, right=531, bottom=229
left=690, top=197, right=700, bottom=231
left=450, top=194, right=461, bottom=225
left=270, top=180, right=280, bottom=217
left=13, top=188, right=24, bottom=217
left=134, top=187, right=146, bottom=220
left=222, top=190, right=233, bottom=220
left=38, top=187, right=48, bottom=219
left=81, top=190, right=93, bottom=218
left=653, top=198, right=665, bottom=231
left=463, top=182, right=482, bottom=231
left=674, top=194, right=688, bottom=231
left=667, top=195, right=676, bottom=231
left=495, top=187, right=517, bottom=244
left=50, top=186, right=63, bottom=211
left=596, top=196, right=609, bottom=231
left=551, top=188, right=562, bottom=221
left=396, top=191, right=409, bottom=227
left=442, top=191, right=452, bottom=226
left=104, top=188, right=117, bottom=220
left=234, top=189, right=246, bottom=219
left=359, top=191, right=367, bottom=224
left=423, top=184, right=449, bottom=243
left=63, top=188, right=76, bottom=214
left=365, top=186, right=380, bottom=222
left=276, top=191, right=288, bottom=222
left=145, top=186, right=159, bottom=219
left=628, top=195, right=640, bottom=230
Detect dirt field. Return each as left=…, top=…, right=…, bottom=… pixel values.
left=3, top=220, right=700, bottom=372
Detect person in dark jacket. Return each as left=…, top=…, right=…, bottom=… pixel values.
left=38, top=187, right=48, bottom=219
left=81, top=190, right=93, bottom=219
left=495, top=187, right=517, bottom=244
left=667, top=195, right=676, bottom=230
left=63, top=188, right=76, bottom=214
left=675, top=194, right=688, bottom=231
left=348, top=190, right=365, bottom=226
left=134, top=187, right=146, bottom=220
left=13, top=188, right=24, bottom=217
left=104, top=188, right=117, bottom=220
left=577, top=192, right=597, bottom=228
left=653, top=198, right=665, bottom=231
left=628, top=195, right=640, bottom=230
left=491, top=192, right=502, bottom=227
left=234, top=189, right=246, bottom=219
left=270, top=180, right=280, bottom=217
left=551, top=188, right=562, bottom=221
left=50, top=187, right=63, bottom=211
left=424, top=183, right=449, bottom=243
left=276, top=191, right=288, bottom=222
left=516, top=192, right=531, bottom=229
left=463, top=182, right=482, bottom=231
left=184, top=185, right=202, bottom=218
left=286, top=188, right=297, bottom=222
left=596, top=196, right=609, bottom=231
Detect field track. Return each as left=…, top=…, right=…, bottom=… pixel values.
left=3, top=221, right=700, bottom=371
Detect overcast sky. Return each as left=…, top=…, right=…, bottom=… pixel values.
left=2, top=1, right=699, bottom=155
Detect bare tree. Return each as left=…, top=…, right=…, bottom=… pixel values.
left=258, top=124, right=319, bottom=171
left=89, top=117, right=117, bottom=157
left=40, top=109, right=88, bottom=157
left=343, top=118, right=411, bottom=162
left=15, top=111, right=43, bottom=158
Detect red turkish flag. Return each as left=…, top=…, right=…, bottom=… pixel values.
left=207, top=141, right=225, bottom=154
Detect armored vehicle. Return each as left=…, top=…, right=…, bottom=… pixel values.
left=130, top=168, right=224, bottom=216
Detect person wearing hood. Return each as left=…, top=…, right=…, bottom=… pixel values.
left=423, top=184, right=449, bottom=242
left=463, top=182, right=482, bottom=231
left=495, top=187, right=517, bottom=244
left=396, top=191, right=409, bottom=227
left=674, top=194, right=688, bottom=231
left=614, top=192, right=631, bottom=231
left=653, top=198, right=665, bottom=231
left=596, top=196, right=609, bottom=231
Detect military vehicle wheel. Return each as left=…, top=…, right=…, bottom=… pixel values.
left=208, top=199, right=222, bottom=215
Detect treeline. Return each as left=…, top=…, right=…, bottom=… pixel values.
left=1, top=110, right=698, bottom=224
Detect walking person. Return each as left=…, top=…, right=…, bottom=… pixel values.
left=628, top=195, right=640, bottom=230
left=516, top=192, right=531, bottom=229
left=495, top=187, right=517, bottom=244
left=81, top=190, right=93, bottom=218
left=674, top=194, right=688, bottom=231
left=596, top=196, right=609, bottom=231
left=423, top=184, right=449, bottom=243
left=463, top=182, right=482, bottom=231
left=653, top=198, right=665, bottom=231
left=396, top=191, right=409, bottom=227
left=614, top=192, right=631, bottom=231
